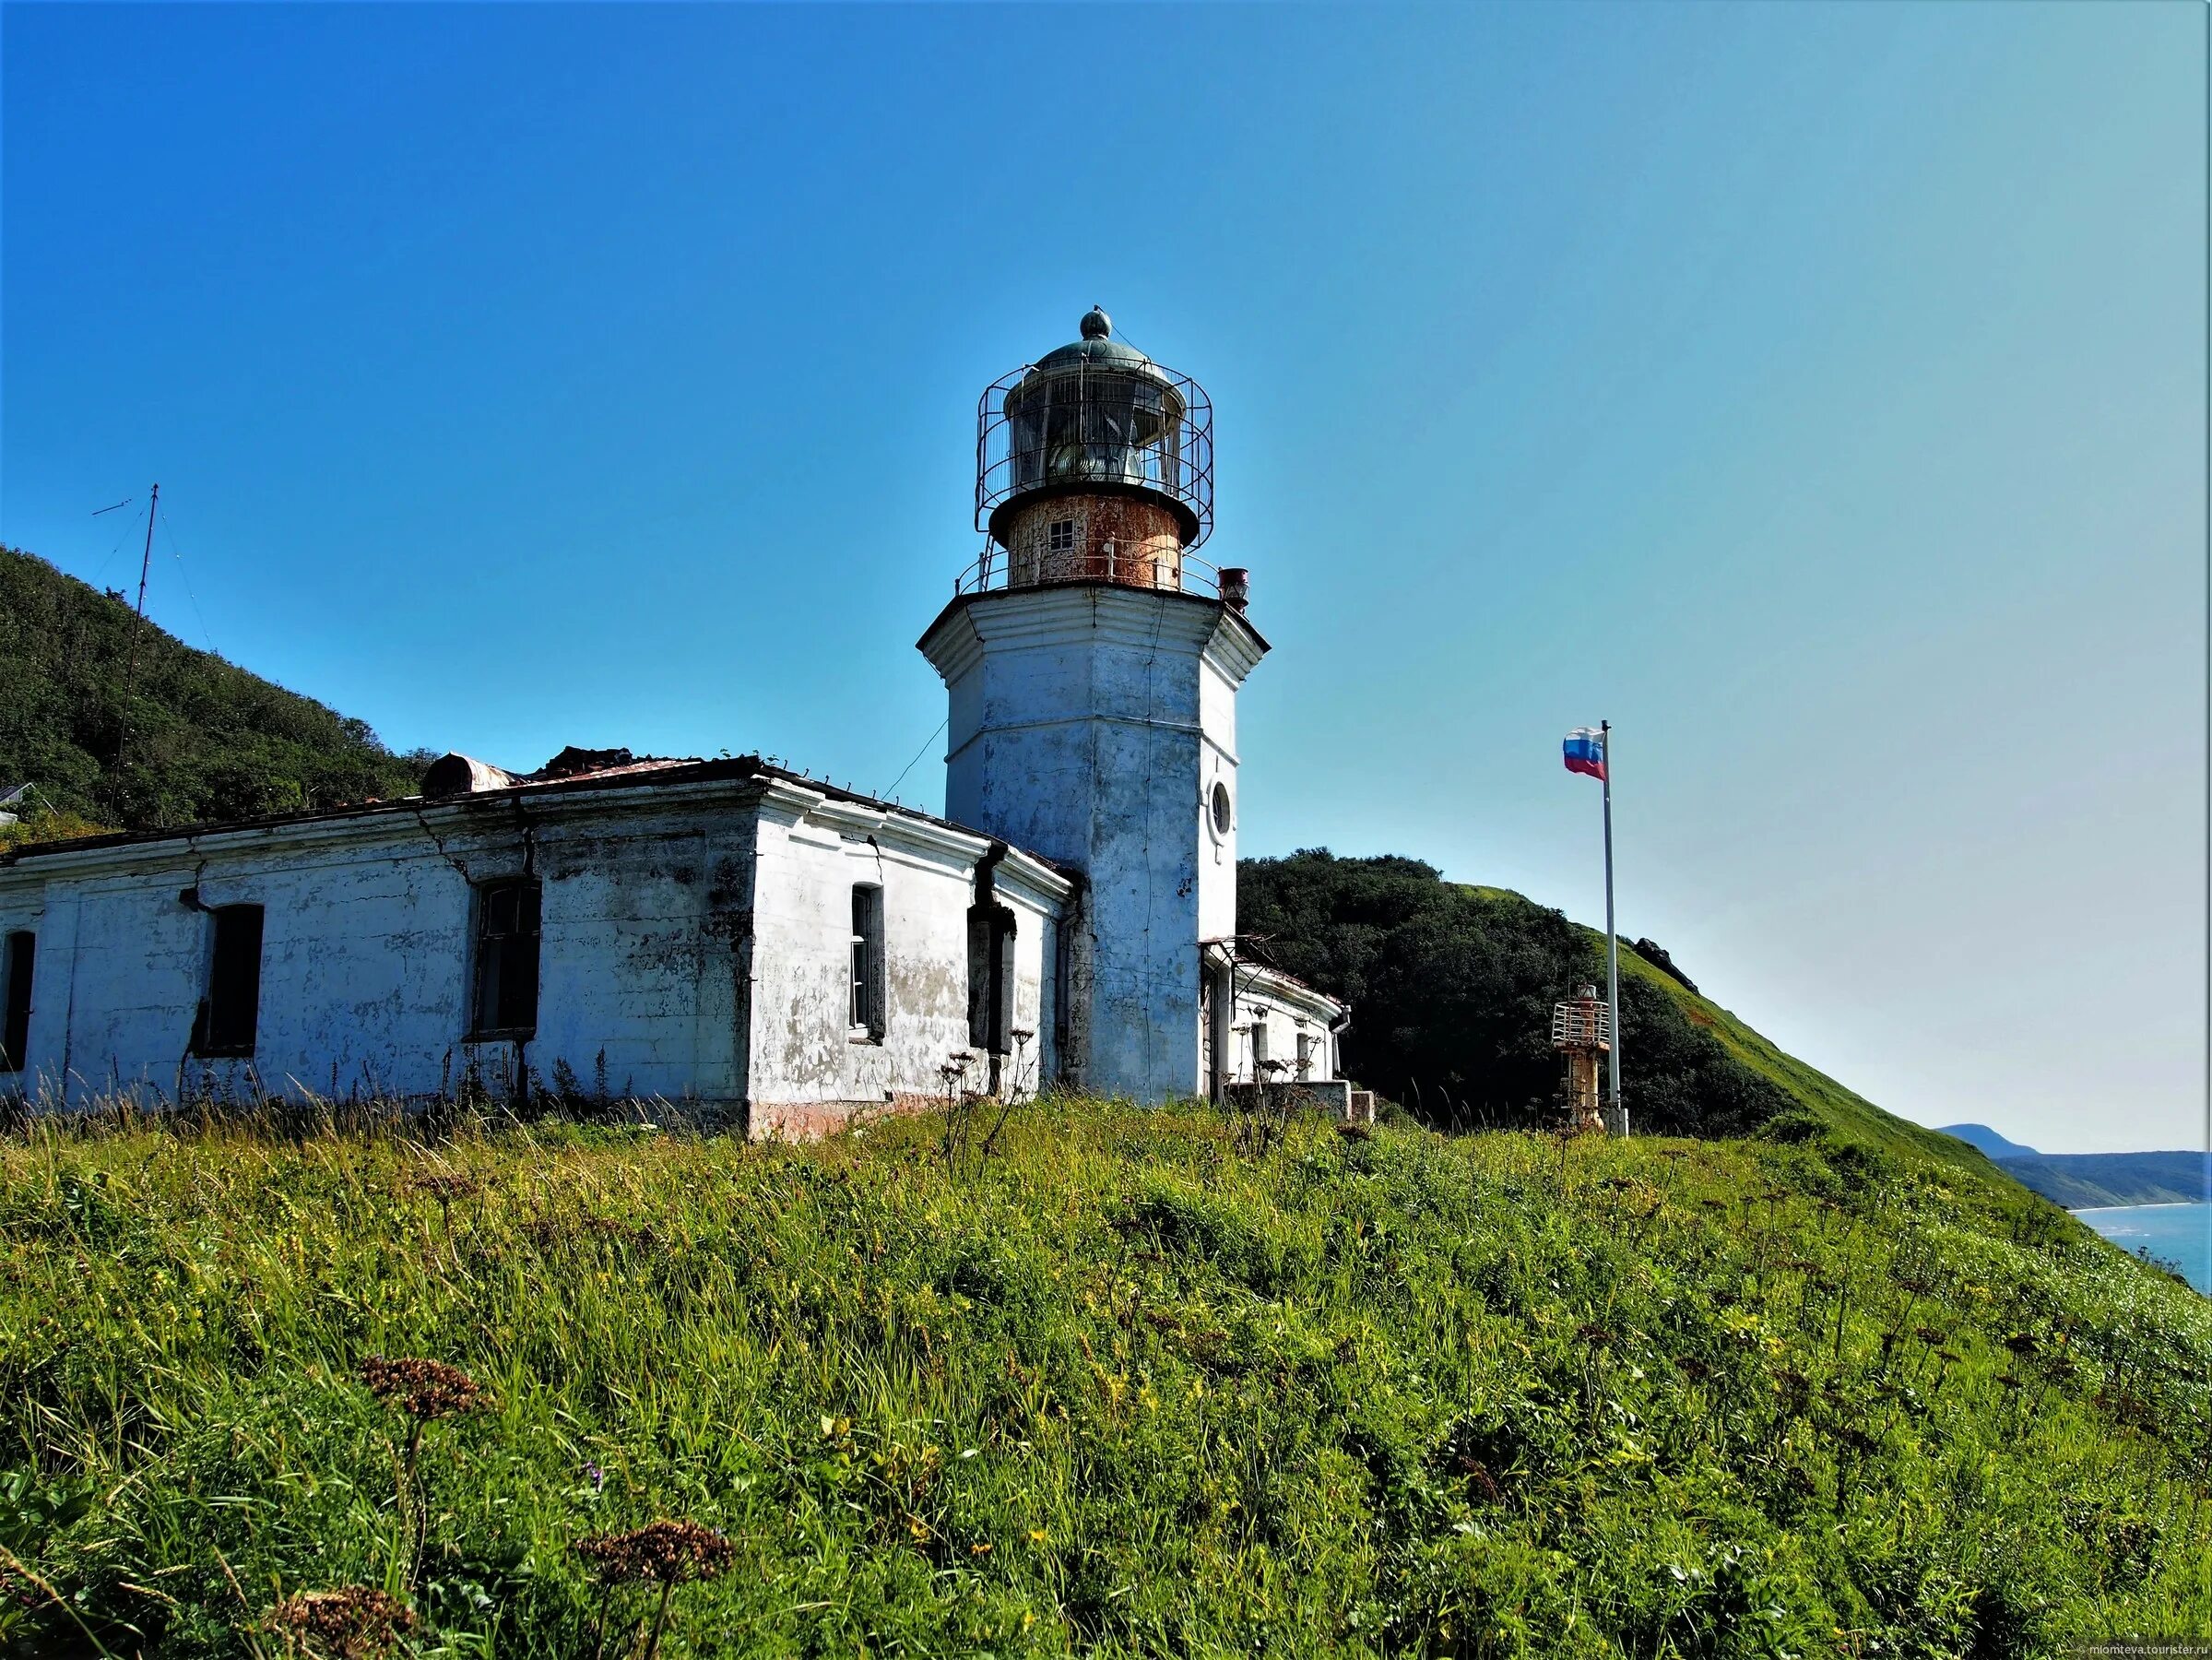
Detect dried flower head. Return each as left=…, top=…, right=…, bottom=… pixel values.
left=411, top=1173, right=479, bottom=1203
left=359, top=1356, right=486, bottom=1421
left=1453, top=1456, right=1504, bottom=1507
left=267, top=1586, right=416, bottom=1659
left=574, top=1520, right=738, bottom=1585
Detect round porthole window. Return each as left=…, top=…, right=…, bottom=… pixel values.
left=1210, top=780, right=1233, bottom=836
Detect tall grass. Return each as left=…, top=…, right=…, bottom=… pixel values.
left=1, top=1096, right=2206, bottom=1656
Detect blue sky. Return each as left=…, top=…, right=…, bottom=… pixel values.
left=3, top=4, right=2202, bottom=1152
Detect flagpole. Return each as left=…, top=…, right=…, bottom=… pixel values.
left=1601, top=720, right=1624, bottom=1135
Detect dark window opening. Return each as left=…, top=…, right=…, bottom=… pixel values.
left=471, top=880, right=541, bottom=1037
left=967, top=903, right=1016, bottom=1054
left=1047, top=518, right=1076, bottom=554
left=2, top=931, right=33, bottom=1073
left=192, top=904, right=264, bottom=1058
left=850, top=884, right=884, bottom=1039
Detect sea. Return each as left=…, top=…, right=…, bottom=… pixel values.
left=2074, top=1203, right=2212, bottom=1295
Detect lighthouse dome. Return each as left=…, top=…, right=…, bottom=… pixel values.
left=976, top=306, right=1214, bottom=552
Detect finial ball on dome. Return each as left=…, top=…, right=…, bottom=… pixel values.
left=1079, top=305, right=1112, bottom=340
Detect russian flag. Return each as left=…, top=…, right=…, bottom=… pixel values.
left=1563, top=727, right=1607, bottom=781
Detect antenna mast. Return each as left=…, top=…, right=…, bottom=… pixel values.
left=113, top=482, right=159, bottom=776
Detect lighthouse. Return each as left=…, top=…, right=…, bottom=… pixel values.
left=919, top=308, right=1263, bottom=1102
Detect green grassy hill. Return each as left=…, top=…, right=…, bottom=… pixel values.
left=1241, top=851, right=1987, bottom=1172
left=0, top=1097, right=2206, bottom=1656
left=0, top=545, right=426, bottom=840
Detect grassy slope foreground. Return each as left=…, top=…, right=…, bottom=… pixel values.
left=2, top=1101, right=2207, bottom=1657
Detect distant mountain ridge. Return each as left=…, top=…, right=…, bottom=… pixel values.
left=1940, top=1122, right=2040, bottom=1162
left=1939, top=1123, right=2210, bottom=1209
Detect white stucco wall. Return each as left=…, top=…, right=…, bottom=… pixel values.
left=742, top=778, right=1070, bottom=1136
left=0, top=785, right=761, bottom=1109
left=0, top=775, right=1070, bottom=1133
left=919, top=584, right=1266, bottom=1103
left=1230, top=972, right=1345, bottom=1086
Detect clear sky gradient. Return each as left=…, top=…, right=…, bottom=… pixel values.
left=4, top=4, right=2203, bottom=1153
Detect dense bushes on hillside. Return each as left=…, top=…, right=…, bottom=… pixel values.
left=0, top=546, right=427, bottom=832
left=0, top=1098, right=2205, bottom=1654
left=1239, top=850, right=1791, bottom=1137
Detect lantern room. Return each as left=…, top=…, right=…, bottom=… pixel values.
left=974, top=307, right=1214, bottom=592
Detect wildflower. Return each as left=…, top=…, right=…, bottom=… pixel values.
left=574, top=1519, right=738, bottom=1585
left=583, top=1462, right=606, bottom=1493
left=1455, top=1458, right=1503, bottom=1507
left=1027, top=1527, right=1049, bottom=1544
left=266, top=1586, right=416, bottom=1659
left=574, top=1522, right=738, bottom=1660
left=361, top=1356, right=487, bottom=1496
left=410, top=1172, right=479, bottom=1204
left=358, top=1357, right=485, bottom=1422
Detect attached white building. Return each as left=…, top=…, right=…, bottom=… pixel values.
left=0, top=309, right=1347, bottom=1130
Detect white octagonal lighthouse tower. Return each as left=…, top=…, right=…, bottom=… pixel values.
left=919, top=307, right=1264, bottom=1102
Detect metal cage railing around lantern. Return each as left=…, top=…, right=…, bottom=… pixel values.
left=1551, top=1000, right=1613, bottom=1050
left=975, top=361, right=1214, bottom=551
left=952, top=540, right=1238, bottom=602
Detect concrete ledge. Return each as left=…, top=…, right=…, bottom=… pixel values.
left=750, top=1091, right=947, bottom=1143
